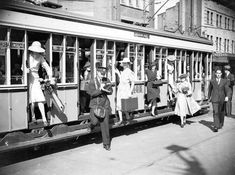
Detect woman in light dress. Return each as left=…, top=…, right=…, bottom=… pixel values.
left=115, top=57, right=135, bottom=125
left=28, top=41, right=52, bottom=125
left=174, top=74, right=201, bottom=128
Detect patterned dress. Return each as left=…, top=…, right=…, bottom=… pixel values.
left=116, top=68, right=135, bottom=110
left=29, top=54, right=52, bottom=103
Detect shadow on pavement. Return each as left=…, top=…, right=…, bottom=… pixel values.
left=166, top=144, right=206, bottom=175
left=198, top=120, right=214, bottom=132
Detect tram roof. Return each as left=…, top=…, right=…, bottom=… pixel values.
left=0, top=0, right=212, bottom=46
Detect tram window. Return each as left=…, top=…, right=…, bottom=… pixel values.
left=162, top=48, right=167, bottom=80
left=52, top=34, right=63, bottom=83
left=10, top=29, right=25, bottom=85
left=181, top=51, right=186, bottom=74
left=129, top=44, right=136, bottom=71
left=65, top=36, right=76, bottom=83
left=0, top=27, right=7, bottom=85
left=107, top=41, right=114, bottom=81
left=137, top=45, right=144, bottom=80
left=176, top=50, right=181, bottom=78
left=96, top=40, right=105, bottom=67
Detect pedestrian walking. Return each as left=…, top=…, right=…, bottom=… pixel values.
left=224, top=65, right=235, bottom=117
left=86, top=62, right=113, bottom=151
left=145, top=62, right=163, bottom=116
left=208, top=67, right=230, bottom=132
left=174, top=74, right=200, bottom=128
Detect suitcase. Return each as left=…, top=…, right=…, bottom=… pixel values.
left=121, top=97, right=138, bottom=111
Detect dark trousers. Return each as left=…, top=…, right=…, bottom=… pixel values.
left=225, top=98, right=232, bottom=116
left=90, top=108, right=110, bottom=145
left=212, top=102, right=225, bottom=128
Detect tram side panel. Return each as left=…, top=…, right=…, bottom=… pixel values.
left=0, top=90, right=27, bottom=133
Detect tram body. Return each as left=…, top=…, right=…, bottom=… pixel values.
left=0, top=1, right=213, bottom=149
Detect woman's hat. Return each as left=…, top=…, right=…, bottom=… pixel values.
left=179, top=74, right=188, bottom=79
left=224, top=65, right=231, bottom=70
left=28, top=41, right=45, bottom=53
left=119, top=57, right=131, bottom=63
left=166, top=55, right=176, bottom=62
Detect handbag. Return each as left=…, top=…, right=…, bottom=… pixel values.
left=94, top=105, right=106, bottom=118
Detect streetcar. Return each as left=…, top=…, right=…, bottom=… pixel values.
left=0, top=0, right=213, bottom=152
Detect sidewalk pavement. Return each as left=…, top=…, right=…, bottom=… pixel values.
left=1, top=110, right=235, bottom=175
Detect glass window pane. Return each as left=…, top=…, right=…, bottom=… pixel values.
left=52, top=34, right=63, bottom=83
left=66, top=52, right=75, bottom=83
left=137, top=45, right=143, bottom=80
left=107, top=41, right=114, bottom=81
left=10, top=29, right=25, bottom=85
left=0, top=27, right=7, bottom=85
left=65, top=36, right=76, bottom=83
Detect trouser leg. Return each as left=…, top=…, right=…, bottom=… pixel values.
left=100, top=113, right=110, bottom=145
left=218, top=102, right=225, bottom=128
left=212, top=103, right=220, bottom=128
left=225, top=100, right=232, bottom=116
left=90, top=109, right=98, bottom=126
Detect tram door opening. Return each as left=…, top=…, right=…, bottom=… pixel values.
left=27, top=31, right=51, bottom=125
left=79, top=38, right=93, bottom=114
left=144, top=46, right=154, bottom=105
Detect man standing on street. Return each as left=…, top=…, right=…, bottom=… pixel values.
left=224, top=65, right=235, bottom=117
left=208, top=67, right=230, bottom=132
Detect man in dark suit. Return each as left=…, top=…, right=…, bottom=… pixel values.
left=86, top=63, right=113, bottom=151
left=224, top=65, right=235, bottom=117
left=208, top=67, right=229, bottom=132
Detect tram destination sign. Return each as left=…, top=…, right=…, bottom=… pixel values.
left=134, top=32, right=149, bottom=39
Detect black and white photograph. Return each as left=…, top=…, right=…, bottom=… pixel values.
left=0, top=0, right=235, bottom=174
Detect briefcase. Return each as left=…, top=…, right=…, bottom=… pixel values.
left=121, top=97, right=138, bottom=112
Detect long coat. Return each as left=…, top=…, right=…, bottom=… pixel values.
left=208, top=78, right=229, bottom=103
left=145, top=69, right=163, bottom=103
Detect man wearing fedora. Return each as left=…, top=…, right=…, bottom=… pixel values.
left=86, top=62, right=113, bottom=151
left=224, top=65, right=235, bottom=117
left=208, top=67, right=230, bottom=132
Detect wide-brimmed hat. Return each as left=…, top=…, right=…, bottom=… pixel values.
left=28, top=41, right=45, bottom=53
left=179, top=74, right=188, bottom=79
left=224, top=65, right=231, bottom=70
left=119, top=57, right=131, bottom=63
left=166, top=55, right=176, bottom=62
